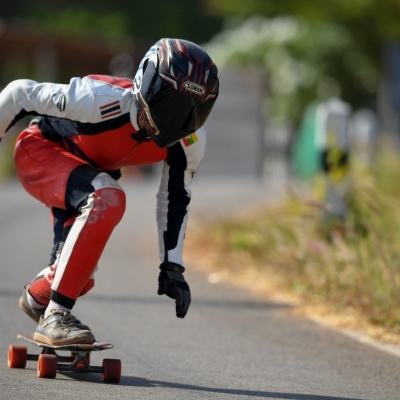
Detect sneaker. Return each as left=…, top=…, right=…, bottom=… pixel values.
left=33, top=310, right=95, bottom=346
left=19, top=284, right=91, bottom=330
left=19, top=284, right=44, bottom=323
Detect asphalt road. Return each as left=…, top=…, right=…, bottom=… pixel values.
left=0, top=177, right=399, bottom=400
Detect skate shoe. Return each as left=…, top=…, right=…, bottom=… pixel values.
left=19, top=284, right=43, bottom=322
left=33, top=310, right=95, bottom=346
left=19, top=284, right=91, bottom=330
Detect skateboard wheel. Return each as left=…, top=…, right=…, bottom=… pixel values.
left=37, top=354, right=57, bottom=379
left=102, top=358, right=121, bottom=383
left=8, top=345, right=27, bottom=369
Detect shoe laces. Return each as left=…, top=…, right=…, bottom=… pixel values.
left=53, top=310, right=77, bottom=328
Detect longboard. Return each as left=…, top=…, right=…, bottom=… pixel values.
left=8, top=333, right=121, bottom=383
left=18, top=333, right=113, bottom=351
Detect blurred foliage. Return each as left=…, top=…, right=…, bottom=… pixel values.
left=204, top=0, right=400, bottom=124
left=195, top=146, right=400, bottom=337
left=0, top=1, right=224, bottom=180
left=1, top=0, right=223, bottom=45
left=0, top=122, right=26, bottom=180
left=205, top=0, right=400, bottom=45
left=28, top=9, right=131, bottom=40
left=205, top=17, right=368, bottom=124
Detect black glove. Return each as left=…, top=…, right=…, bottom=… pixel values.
left=157, top=262, right=191, bottom=318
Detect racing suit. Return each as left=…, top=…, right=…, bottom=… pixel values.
left=0, top=75, right=206, bottom=309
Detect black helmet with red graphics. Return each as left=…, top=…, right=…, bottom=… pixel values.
left=133, top=38, right=219, bottom=148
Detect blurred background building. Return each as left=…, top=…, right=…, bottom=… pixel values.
left=0, top=0, right=400, bottom=184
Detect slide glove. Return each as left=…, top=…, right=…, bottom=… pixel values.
left=157, top=262, right=191, bottom=318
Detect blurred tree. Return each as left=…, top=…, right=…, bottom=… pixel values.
left=204, top=0, right=400, bottom=124
left=0, top=1, right=224, bottom=180
left=205, top=16, right=375, bottom=124
left=205, top=0, right=400, bottom=39
left=1, top=0, right=222, bottom=45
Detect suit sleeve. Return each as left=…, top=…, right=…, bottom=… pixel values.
left=156, top=127, right=207, bottom=265
left=0, top=78, right=94, bottom=138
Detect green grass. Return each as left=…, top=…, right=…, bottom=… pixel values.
left=0, top=131, right=18, bottom=180
left=200, top=150, right=400, bottom=336
left=0, top=120, right=33, bottom=181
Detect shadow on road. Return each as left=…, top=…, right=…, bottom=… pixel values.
left=59, top=372, right=363, bottom=400
left=55, top=369, right=363, bottom=400
left=120, top=376, right=363, bottom=399
left=79, top=294, right=295, bottom=312
left=1, top=289, right=294, bottom=312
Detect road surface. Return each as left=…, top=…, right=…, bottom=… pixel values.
left=0, top=177, right=399, bottom=400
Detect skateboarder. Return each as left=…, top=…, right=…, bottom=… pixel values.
left=0, top=38, right=219, bottom=345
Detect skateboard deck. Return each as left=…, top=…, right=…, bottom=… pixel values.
left=8, top=333, right=121, bottom=383
left=17, top=333, right=113, bottom=351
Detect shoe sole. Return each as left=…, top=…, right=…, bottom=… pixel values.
left=33, top=332, right=95, bottom=346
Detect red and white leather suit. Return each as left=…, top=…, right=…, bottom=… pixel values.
left=0, top=75, right=206, bottom=309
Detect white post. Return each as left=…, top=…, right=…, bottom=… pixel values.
left=316, top=98, right=351, bottom=220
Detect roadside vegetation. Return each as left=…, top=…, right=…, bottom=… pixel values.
left=0, top=130, right=18, bottom=181
left=187, top=148, right=400, bottom=344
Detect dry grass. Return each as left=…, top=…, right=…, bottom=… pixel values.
left=185, top=150, right=400, bottom=346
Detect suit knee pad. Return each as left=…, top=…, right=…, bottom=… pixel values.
left=28, top=266, right=55, bottom=305
left=29, top=263, right=98, bottom=305
left=50, top=175, right=125, bottom=301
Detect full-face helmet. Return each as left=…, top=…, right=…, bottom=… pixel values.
left=133, top=38, right=219, bottom=148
